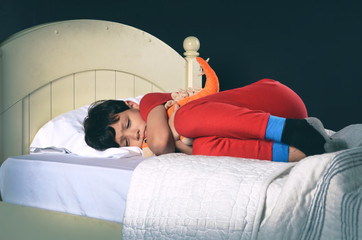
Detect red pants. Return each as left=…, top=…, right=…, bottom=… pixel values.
left=174, top=79, right=308, bottom=160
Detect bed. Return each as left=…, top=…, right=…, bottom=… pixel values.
left=1, top=19, right=362, bottom=240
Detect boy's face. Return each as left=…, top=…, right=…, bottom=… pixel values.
left=110, top=109, right=147, bottom=148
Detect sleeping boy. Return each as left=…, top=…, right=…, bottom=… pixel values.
left=84, top=58, right=328, bottom=162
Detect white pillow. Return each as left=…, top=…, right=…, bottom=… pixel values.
left=30, top=96, right=144, bottom=158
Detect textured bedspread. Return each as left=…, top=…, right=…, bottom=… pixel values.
left=122, top=147, right=362, bottom=239
left=122, top=154, right=293, bottom=239
left=259, top=147, right=362, bottom=240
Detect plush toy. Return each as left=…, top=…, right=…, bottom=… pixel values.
left=142, top=57, right=219, bottom=156
left=166, top=57, right=219, bottom=116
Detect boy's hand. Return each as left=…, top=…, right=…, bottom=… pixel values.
left=168, top=103, right=180, bottom=141
left=170, top=87, right=201, bottom=101
left=175, top=140, right=193, bottom=155
left=164, top=100, right=177, bottom=110
left=164, top=87, right=201, bottom=110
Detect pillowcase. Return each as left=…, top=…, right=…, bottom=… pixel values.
left=30, top=96, right=144, bottom=158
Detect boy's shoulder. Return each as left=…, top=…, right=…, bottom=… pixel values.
left=139, top=92, right=172, bottom=120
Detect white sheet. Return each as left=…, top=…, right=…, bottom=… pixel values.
left=0, top=153, right=144, bottom=223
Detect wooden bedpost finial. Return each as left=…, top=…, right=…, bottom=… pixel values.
left=183, top=36, right=200, bottom=58
left=183, top=36, right=202, bottom=88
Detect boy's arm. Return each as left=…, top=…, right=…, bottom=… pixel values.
left=146, top=105, right=175, bottom=155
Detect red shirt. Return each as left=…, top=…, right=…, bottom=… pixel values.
left=139, top=93, right=172, bottom=121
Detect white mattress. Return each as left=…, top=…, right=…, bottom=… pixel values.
left=0, top=153, right=144, bottom=223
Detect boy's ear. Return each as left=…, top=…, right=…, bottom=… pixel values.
left=125, top=100, right=139, bottom=109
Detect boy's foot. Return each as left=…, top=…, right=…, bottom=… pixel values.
left=282, top=118, right=327, bottom=156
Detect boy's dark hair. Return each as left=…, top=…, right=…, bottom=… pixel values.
left=84, top=100, right=130, bottom=150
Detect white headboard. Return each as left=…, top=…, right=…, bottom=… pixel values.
left=0, top=19, right=202, bottom=163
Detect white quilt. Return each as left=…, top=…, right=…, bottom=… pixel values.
left=259, top=147, right=362, bottom=240
left=122, top=154, right=294, bottom=239
left=122, top=147, right=362, bottom=240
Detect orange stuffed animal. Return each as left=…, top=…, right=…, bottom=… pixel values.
left=166, top=57, right=219, bottom=115
left=142, top=57, right=219, bottom=156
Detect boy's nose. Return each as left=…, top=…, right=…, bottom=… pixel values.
left=127, top=129, right=140, bottom=140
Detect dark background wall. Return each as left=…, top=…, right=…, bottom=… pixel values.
left=1, top=0, right=361, bottom=131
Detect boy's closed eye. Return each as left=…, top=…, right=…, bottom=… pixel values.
left=124, top=119, right=130, bottom=146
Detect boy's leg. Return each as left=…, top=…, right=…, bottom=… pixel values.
left=192, top=137, right=290, bottom=162
left=175, top=79, right=326, bottom=156
left=175, top=100, right=326, bottom=157
left=192, top=79, right=308, bottom=119
left=174, top=78, right=308, bottom=140
left=174, top=101, right=270, bottom=140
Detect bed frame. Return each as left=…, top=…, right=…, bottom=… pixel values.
left=0, top=19, right=201, bottom=239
